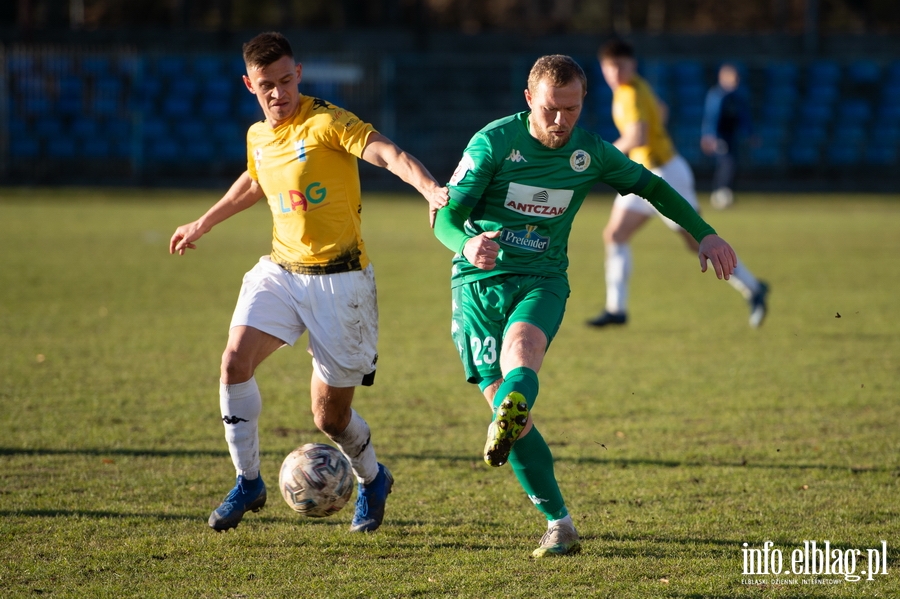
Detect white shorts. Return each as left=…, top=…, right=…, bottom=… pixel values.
left=614, top=154, right=699, bottom=231
left=230, top=256, right=378, bottom=388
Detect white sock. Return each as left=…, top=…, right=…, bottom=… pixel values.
left=331, top=409, right=378, bottom=484
left=605, top=242, right=632, bottom=314
left=727, top=258, right=760, bottom=300
left=549, top=514, right=575, bottom=531
left=219, top=377, right=262, bottom=480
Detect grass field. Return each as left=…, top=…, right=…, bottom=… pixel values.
left=1, top=188, right=898, bottom=598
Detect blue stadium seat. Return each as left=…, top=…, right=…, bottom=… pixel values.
left=765, top=63, right=798, bottom=86
left=206, top=79, right=234, bottom=98
left=837, top=100, right=872, bottom=125
left=761, top=103, right=794, bottom=123
left=8, top=55, right=35, bottom=74
left=162, top=97, right=191, bottom=117
left=640, top=60, right=668, bottom=89
left=19, top=97, right=53, bottom=116
left=798, top=103, right=832, bottom=125
left=58, top=95, right=83, bottom=115
left=806, top=83, right=839, bottom=105
left=104, top=118, right=132, bottom=139
left=750, top=145, right=784, bottom=166
left=200, top=97, right=230, bottom=118
left=866, top=145, right=897, bottom=165
left=35, top=118, right=64, bottom=138
left=827, top=145, right=860, bottom=165
left=832, top=125, right=866, bottom=146
left=870, top=126, right=900, bottom=147
left=183, top=140, right=215, bottom=162
left=146, top=139, right=181, bottom=160
left=42, top=55, right=73, bottom=75
left=789, top=144, right=820, bottom=165
left=82, top=138, right=111, bottom=158
left=178, top=121, right=208, bottom=140
left=671, top=60, right=703, bottom=84
left=170, top=80, right=199, bottom=98
left=12, top=137, right=41, bottom=158
left=71, top=117, right=99, bottom=138
left=47, top=138, right=77, bottom=158
left=886, top=61, right=900, bottom=84
left=756, top=123, right=789, bottom=145
left=192, top=55, right=224, bottom=75
left=807, top=60, right=841, bottom=85
left=876, top=103, right=900, bottom=125
left=768, top=83, right=799, bottom=105
left=211, top=121, right=243, bottom=144
left=81, top=56, right=111, bottom=76
left=793, top=124, right=828, bottom=145
left=155, top=56, right=186, bottom=78
left=141, top=117, right=169, bottom=140
left=847, top=59, right=880, bottom=84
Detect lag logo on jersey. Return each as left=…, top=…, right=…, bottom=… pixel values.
left=276, top=182, right=328, bottom=213
left=294, top=140, right=307, bottom=162
left=503, top=182, right=573, bottom=218
left=570, top=149, right=590, bottom=172
left=499, top=224, right=550, bottom=253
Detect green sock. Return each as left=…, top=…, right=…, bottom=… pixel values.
left=508, top=425, right=568, bottom=520
left=492, top=366, right=539, bottom=411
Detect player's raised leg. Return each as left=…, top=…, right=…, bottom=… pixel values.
left=209, top=325, right=284, bottom=531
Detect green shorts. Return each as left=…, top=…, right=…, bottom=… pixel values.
left=451, top=273, right=570, bottom=384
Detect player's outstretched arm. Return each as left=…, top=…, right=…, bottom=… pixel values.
left=361, top=133, right=448, bottom=227
left=698, top=234, right=737, bottom=280
left=169, top=171, right=264, bottom=255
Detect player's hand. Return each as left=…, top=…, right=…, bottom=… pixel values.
left=169, top=222, right=204, bottom=255
left=463, top=231, right=501, bottom=270
left=698, top=234, right=737, bottom=280
left=426, top=186, right=449, bottom=228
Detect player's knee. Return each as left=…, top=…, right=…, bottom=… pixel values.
left=220, top=349, right=253, bottom=384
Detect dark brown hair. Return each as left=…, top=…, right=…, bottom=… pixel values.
left=242, top=32, right=294, bottom=69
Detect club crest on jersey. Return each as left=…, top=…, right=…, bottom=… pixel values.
left=506, top=149, right=527, bottom=163
left=503, top=182, right=573, bottom=218
left=294, top=140, right=307, bottom=162
left=499, top=224, right=550, bottom=253
left=570, top=149, right=590, bottom=172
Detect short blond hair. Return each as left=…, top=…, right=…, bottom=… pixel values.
left=527, top=55, right=587, bottom=95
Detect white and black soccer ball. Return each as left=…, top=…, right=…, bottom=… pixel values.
left=279, top=443, right=354, bottom=518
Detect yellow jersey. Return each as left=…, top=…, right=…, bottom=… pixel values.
left=611, top=74, right=676, bottom=169
left=247, top=95, right=376, bottom=274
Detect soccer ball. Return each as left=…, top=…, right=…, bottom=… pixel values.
left=279, top=443, right=355, bottom=518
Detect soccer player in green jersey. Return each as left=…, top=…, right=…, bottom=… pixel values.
left=433, top=55, right=738, bottom=558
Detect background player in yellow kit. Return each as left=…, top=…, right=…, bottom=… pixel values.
left=588, top=39, right=769, bottom=329
left=169, top=31, right=448, bottom=533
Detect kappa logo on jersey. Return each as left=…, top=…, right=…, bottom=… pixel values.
left=570, top=149, right=590, bottom=172
left=503, top=182, right=573, bottom=218
left=294, top=140, right=307, bottom=162
left=505, top=149, right=527, bottom=163
left=450, top=154, right=475, bottom=186
left=499, top=224, right=550, bottom=253
left=276, top=182, right=328, bottom=213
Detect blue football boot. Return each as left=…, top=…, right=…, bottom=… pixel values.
left=208, top=474, right=267, bottom=531
left=349, top=464, right=393, bottom=533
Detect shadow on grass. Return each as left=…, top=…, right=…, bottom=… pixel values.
left=1, top=447, right=894, bottom=474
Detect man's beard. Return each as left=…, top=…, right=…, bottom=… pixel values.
left=534, top=126, right=571, bottom=149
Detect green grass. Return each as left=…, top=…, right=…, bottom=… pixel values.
left=1, top=188, right=898, bottom=598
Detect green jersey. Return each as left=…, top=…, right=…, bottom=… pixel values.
left=445, top=112, right=649, bottom=286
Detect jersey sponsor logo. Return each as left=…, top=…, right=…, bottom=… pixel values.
left=498, top=224, right=550, bottom=253
left=276, top=182, right=328, bottom=213
left=505, top=149, right=527, bottom=163
left=570, top=149, right=590, bottom=172
left=503, top=182, right=573, bottom=218
left=294, top=140, right=307, bottom=162
left=450, top=153, right=475, bottom=186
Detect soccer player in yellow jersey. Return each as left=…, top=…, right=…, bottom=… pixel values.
left=169, top=32, right=448, bottom=533
left=589, top=39, right=769, bottom=329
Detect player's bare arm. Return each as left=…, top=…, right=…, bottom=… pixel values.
left=613, top=120, right=648, bottom=155
left=462, top=231, right=501, bottom=271
left=170, top=171, right=265, bottom=255
left=361, top=132, right=449, bottom=226
left=698, top=234, right=737, bottom=280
